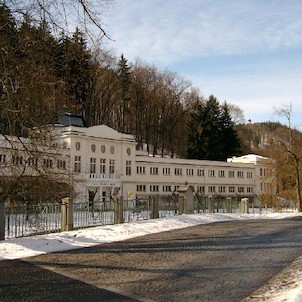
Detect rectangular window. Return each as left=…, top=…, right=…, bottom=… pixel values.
left=229, top=186, right=235, bottom=193
left=247, top=187, right=254, bottom=193
left=260, top=168, right=263, bottom=177
left=228, top=171, right=235, bottom=178
left=43, top=158, right=52, bottom=168
left=238, top=187, right=245, bottom=193
left=186, top=168, right=194, bottom=176
left=218, top=186, right=226, bottom=193
left=175, top=168, right=182, bottom=176
left=163, top=167, right=171, bottom=175
left=218, top=170, right=225, bottom=177
left=137, top=185, right=146, bottom=192
left=163, top=185, right=172, bottom=192
left=126, top=160, right=131, bottom=176
left=197, top=186, right=205, bottom=193
left=57, top=159, right=66, bottom=170
left=12, top=155, right=23, bottom=166
left=208, top=186, right=216, bottom=193
left=237, top=171, right=244, bottom=178
left=100, top=158, right=106, bottom=174
left=109, top=159, right=115, bottom=174
left=197, top=169, right=204, bottom=177
left=28, top=157, right=38, bottom=166
left=90, top=157, right=96, bottom=173
left=247, top=171, right=253, bottom=178
left=150, top=185, right=159, bottom=192
left=74, top=156, right=81, bottom=173
left=208, top=170, right=215, bottom=177
left=0, top=154, right=6, bottom=164
left=137, top=166, right=146, bottom=174
left=150, top=167, right=159, bottom=175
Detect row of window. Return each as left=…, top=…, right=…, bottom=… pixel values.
left=74, top=156, right=125, bottom=175
left=260, top=168, right=271, bottom=177
left=137, top=184, right=254, bottom=193
left=0, top=153, right=67, bottom=170
left=75, top=142, right=132, bottom=156
left=137, top=166, right=253, bottom=178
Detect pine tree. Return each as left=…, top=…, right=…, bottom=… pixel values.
left=55, top=29, right=93, bottom=122
left=202, top=95, right=222, bottom=160
left=117, top=54, right=132, bottom=133
left=0, top=4, right=19, bottom=134
left=219, top=102, right=242, bottom=160
left=187, top=95, right=242, bottom=160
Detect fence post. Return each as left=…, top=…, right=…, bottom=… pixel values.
left=178, top=195, right=184, bottom=215
left=208, top=196, right=214, bottom=213
left=240, top=198, right=249, bottom=214
left=61, top=197, right=73, bottom=232
left=150, top=195, right=159, bottom=219
left=114, top=196, right=124, bottom=224
left=0, top=195, right=5, bottom=241
left=226, top=197, right=232, bottom=213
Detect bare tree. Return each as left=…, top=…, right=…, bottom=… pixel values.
left=274, top=103, right=302, bottom=211
left=226, top=103, right=245, bottom=125
left=0, top=5, right=80, bottom=203
left=4, top=0, right=114, bottom=40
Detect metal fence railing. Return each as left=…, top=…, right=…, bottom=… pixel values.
left=5, top=203, right=61, bottom=239
left=2, top=194, right=297, bottom=240
left=73, top=200, right=115, bottom=229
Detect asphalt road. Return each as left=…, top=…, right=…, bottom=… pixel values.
left=2, top=216, right=302, bottom=302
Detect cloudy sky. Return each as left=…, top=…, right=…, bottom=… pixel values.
left=102, top=0, right=302, bottom=128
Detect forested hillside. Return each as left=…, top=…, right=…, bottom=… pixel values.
left=0, top=4, right=242, bottom=160
left=236, top=121, right=302, bottom=210
left=1, top=3, right=302, bottom=209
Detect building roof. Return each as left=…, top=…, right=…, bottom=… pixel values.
left=58, top=112, right=85, bottom=128
left=227, top=154, right=271, bottom=164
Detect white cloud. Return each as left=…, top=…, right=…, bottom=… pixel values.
left=103, top=1, right=302, bottom=128
left=105, top=0, right=302, bottom=65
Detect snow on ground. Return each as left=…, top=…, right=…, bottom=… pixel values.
left=1, top=212, right=302, bottom=301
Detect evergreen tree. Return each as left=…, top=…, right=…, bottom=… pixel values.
left=187, top=95, right=242, bottom=160
left=117, top=54, right=132, bottom=133
left=0, top=4, right=19, bottom=134
left=1, top=6, right=61, bottom=135
left=54, top=29, right=93, bottom=122
left=202, top=95, right=222, bottom=160
left=187, top=101, right=203, bottom=159
left=219, top=102, right=242, bottom=160
left=17, top=17, right=61, bottom=130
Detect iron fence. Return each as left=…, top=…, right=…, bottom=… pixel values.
left=3, top=194, right=296, bottom=240
left=73, top=200, right=115, bottom=229
left=5, top=203, right=61, bottom=239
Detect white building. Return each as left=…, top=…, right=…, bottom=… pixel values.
left=55, top=121, right=274, bottom=206
left=0, top=116, right=275, bottom=206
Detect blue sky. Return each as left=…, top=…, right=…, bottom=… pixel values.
left=102, top=0, right=302, bottom=129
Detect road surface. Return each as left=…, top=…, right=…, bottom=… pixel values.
left=2, top=216, right=302, bottom=301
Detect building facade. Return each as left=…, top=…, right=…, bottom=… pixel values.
left=0, top=120, right=275, bottom=206
left=56, top=123, right=274, bottom=205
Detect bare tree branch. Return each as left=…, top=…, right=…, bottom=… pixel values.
left=4, top=0, right=114, bottom=40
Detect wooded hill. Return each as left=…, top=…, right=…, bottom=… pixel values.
left=236, top=121, right=302, bottom=209
left=236, top=121, right=300, bottom=156
left=0, top=4, right=242, bottom=161
left=1, top=3, right=302, bottom=209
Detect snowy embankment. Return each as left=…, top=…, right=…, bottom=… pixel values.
left=1, top=212, right=302, bottom=301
